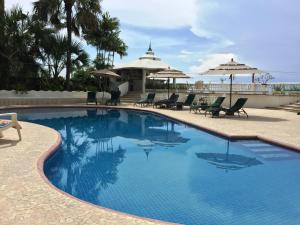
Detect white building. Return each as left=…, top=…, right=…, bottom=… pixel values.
left=114, top=45, right=170, bottom=93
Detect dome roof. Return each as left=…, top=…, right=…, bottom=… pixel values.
left=114, top=45, right=170, bottom=70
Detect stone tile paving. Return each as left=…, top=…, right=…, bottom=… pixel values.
left=0, top=106, right=299, bottom=225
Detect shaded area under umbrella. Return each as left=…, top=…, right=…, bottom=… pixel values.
left=148, top=68, right=190, bottom=98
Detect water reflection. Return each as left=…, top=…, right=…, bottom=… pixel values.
left=196, top=140, right=263, bottom=171
left=42, top=108, right=189, bottom=198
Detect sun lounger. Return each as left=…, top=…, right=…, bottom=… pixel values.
left=0, top=113, right=22, bottom=140
left=205, top=98, right=248, bottom=118
left=154, top=93, right=179, bottom=108
left=106, top=90, right=121, bottom=106
left=135, top=93, right=156, bottom=107
left=221, top=98, right=248, bottom=117
left=191, top=97, right=225, bottom=114
left=86, top=91, right=97, bottom=105
left=169, top=93, right=196, bottom=110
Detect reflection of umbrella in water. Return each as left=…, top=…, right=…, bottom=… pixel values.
left=134, top=139, right=154, bottom=160
left=196, top=140, right=263, bottom=171
left=146, top=126, right=189, bottom=148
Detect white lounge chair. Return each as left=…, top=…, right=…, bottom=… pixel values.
left=0, top=113, right=22, bottom=140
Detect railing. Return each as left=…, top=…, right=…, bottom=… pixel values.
left=147, top=83, right=300, bottom=95
left=271, top=83, right=300, bottom=93
left=197, top=83, right=269, bottom=94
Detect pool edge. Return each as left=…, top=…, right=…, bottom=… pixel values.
left=36, top=121, right=180, bottom=225
left=2, top=105, right=300, bottom=224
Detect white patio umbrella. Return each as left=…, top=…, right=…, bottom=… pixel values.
left=90, top=69, right=121, bottom=102
left=201, top=58, right=263, bottom=107
left=148, top=68, right=190, bottom=98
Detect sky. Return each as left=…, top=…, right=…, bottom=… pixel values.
left=5, top=0, right=300, bottom=83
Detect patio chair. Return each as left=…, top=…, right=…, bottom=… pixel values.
left=0, top=113, right=22, bottom=140
left=154, top=93, right=179, bottom=108
left=135, top=93, right=156, bottom=107
left=165, top=95, right=180, bottom=108
left=205, top=98, right=248, bottom=118
left=191, top=96, right=225, bottom=113
left=221, top=98, right=248, bottom=117
left=86, top=91, right=97, bottom=105
left=169, top=93, right=196, bottom=110
left=106, top=90, right=121, bottom=106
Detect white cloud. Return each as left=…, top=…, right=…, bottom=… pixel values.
left=190, top=53, right=237, bottom=73
left=5, top=0, right=33, bottom=12
left=102, top=0, right=198, bottom=29
left=102, top=0, right=231, bottom=44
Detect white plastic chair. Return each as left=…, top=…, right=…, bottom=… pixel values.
left=0, top=113, right=22, bottom=140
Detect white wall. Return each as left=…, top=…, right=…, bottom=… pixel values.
left=0, top=90, right=110, bottom=105
left=118, top=82, right=129, bottom=96
left=1, top=90, right=299, bottom=108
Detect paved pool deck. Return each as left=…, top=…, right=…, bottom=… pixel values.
left=0, top=105, right=299, bottom=225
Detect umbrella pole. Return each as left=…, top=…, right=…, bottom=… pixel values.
left=167, top=77, right=170, bottom=98
left=102, top=78, right=105, bottom=104
left=229, top=74, right=233, bottom=108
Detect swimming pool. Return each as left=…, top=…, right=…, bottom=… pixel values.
left=12, top=108, right=300, bottom=225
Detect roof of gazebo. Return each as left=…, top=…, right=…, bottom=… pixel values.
left=114, top=44, right=170, bottom=70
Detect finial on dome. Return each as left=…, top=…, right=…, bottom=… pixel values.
left=148, top=41, right=152, bottom=52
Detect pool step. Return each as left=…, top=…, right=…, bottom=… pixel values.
left=241, top=143, right=296, bottom=161
left=121, top=92, right=142, bottom=103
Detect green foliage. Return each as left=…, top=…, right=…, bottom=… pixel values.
left=33, top=0, right=102, bottom=85
left=0, top=7, right=43, bottom=89
left=0, top=3, right=127, bottom=92
left=15, top=83, right=28, bottom=94
left=42, top=35, right=89, bottom=79
left=85, top=12, right=127, bottom=68
left=71, top=68, right=99, bottom=91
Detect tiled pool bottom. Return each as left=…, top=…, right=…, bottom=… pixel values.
left=13, top=108, right=300, bottom=225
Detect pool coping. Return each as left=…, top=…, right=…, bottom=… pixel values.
left=2, top=104, right=300, bottom=225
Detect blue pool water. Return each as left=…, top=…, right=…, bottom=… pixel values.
left=7, top=108, right=300, bottom=225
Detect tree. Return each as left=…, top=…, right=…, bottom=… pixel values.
left=33, top=0, right=101, bottom=88
left=42, top=35, right=89, bottom=79
left=85, top=12, right=127, bottom=69
left=0, top=0, right=4, bottom=18
left=0, top=7, right=43, bottom=89
left=255, top=73, right=274, bottom=85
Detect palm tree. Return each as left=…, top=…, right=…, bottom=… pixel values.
left=85, top=12, right=127, bottom=68
left=43, top=35, right=89, bottom=79
left=0, top=0, right=4, bottom=18
left=0, top=7, right=42, bottom=89
left=33, top=0, right=101, bottom=88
